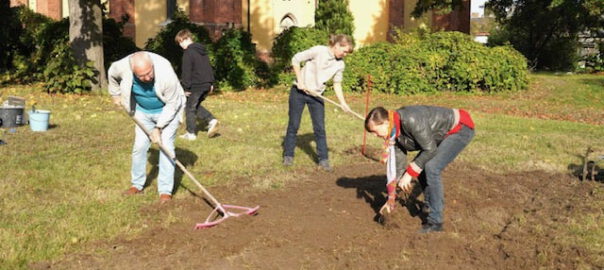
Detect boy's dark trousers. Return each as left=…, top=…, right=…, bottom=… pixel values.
left=185, top=83, right=214, bottom=134
left=283, top=85, right=328, bottom=162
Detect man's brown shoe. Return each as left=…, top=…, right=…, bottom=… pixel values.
left=124, top=186, right=142, bottom=195
left=159, top=194, right=172, bottom=203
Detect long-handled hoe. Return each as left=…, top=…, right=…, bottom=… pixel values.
left=310, top=91, right=381, bottom=161
left=121, top=108, right=259, bottom=229
left=313, top=93, right=365, bottom=120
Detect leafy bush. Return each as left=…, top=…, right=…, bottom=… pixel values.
left=0, top=4, right=53, bottom=74
left=3, top=17, right=70, bottom=84
left=271, top=27, right=328, bottom=85
left=144, top=9, right=213, bottom=74
left=43, top=37, right=96, bottom=94
left=272, top=27, right=328, bottom=69
left=314, top=0, right=355, bottom=37
left=213, top=28, right=266, bottom=90
left=343, top=41, right=434, bottom=94
left=0, top=3, right=23, bottom=72
left=580, top=41, right=604, bottom=73
left=0, top=5, right=138, bottom=90
left=343, top=31, right=528, bottom=93
left=103, top=16, right=139, bottom=70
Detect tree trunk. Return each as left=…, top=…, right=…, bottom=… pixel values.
left=69, top=0, right=106, bottom=92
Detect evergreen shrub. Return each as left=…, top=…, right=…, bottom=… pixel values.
left=214, top=28, right=266, bottom=90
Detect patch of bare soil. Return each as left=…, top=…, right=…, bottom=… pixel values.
left=49, top=161, right=602, bottom=269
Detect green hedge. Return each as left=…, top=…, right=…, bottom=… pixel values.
left=43, top=37, right=95, bottom=94
left=0, top=5, right=138, bottom=93
left=213, top=28, right=267, bottom=90
left=272, top=27, right=328, bottom=70
left=145, top=11, right=267, bottom=91
left=343, top=31, right=528, bottom=93
left=271, top=27, right=329, bottom=86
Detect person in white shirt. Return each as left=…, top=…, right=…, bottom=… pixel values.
left=282, top=34, right=354, bottom=172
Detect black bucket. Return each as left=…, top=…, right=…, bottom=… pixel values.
left=0, top=107, right=25, bottom=128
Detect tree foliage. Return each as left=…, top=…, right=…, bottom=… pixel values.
left=314, top=0, right=355, bottom=37
left=412, top=0, right=467, bottom=18
left=0, top=2, right=137, bottom=92
left=486, top=0, right=604, bottom=70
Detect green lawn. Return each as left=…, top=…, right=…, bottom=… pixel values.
left=0, top=73, right=603, bottom=268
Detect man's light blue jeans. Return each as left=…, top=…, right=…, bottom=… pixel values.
left=131, top=110, right=180, bottom=195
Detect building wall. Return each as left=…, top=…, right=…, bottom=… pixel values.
left=178, top=0, right=189, bottom=15
left=62, top=0, right=68, bottom=18
left=21, top=0, right=471, bottom=50
left=134, top=0, right=166, bottom=47
left=36, top=0, right=62, bottom=20
left=10, top=0, right=27, bottom=7
left=246, top=0, right=275, bottom=52
left=432, top=0, right=470, bottom=33
left=406, top=0, right=433, bottom=30
left=190, top=0, right=242, bottom=40
left=246, top=0, right=318, bottom=53
left=272, top=0, right=315, bottom=33
left=349, top=0, right=389, bottom=45
left=109, top=0, right=136, bottom=42
left=247, top=0, right=438, bottom=50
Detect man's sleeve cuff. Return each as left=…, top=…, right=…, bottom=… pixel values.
left=405, top=162, right=422, bottom=178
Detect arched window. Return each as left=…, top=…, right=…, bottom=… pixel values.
left=280, top=14, right=297, bottom=31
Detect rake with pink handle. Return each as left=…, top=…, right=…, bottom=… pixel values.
left=122, top=108, right=259, bottom=229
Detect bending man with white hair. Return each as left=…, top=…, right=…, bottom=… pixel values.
left=108, top=51, right=186, bottom=203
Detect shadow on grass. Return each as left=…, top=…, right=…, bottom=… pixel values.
left=281, top=133, right=322, bottom=163
left=147, top=147, right=198, bottom=195
left=568, top=162, right=604, bottom=182
left=336, top=174, right=427, bottom=224
left=580, top=77, right=604, bottom=88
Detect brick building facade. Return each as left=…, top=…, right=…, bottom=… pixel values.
left=10, top=0, right=63, bottom=20
left=10, top=0, right=470, bottom=49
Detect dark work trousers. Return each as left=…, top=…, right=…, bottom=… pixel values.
left=185, top=83, right=214, bottom=134
left=283, top=85, right=328, bottom=162
left=418, top=125, right=475, bottom=224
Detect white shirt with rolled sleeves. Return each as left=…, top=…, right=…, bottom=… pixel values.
left=107, top=51, right=186, bottom=129
left=291, top=45, right=345, bottom=94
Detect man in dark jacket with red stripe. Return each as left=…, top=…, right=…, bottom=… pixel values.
left=365, top=105, right=475, bottom=233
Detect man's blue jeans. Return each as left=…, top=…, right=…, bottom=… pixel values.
left=131, top=110, right=180, bottom=195
left=422, top=125, right=474, bottom=224
left=283, top=85, right=328, bottom=162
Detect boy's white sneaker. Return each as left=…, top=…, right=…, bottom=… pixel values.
left=207, top=119, right=219, bottom=138
left=179, top=132, right=197, bottom=141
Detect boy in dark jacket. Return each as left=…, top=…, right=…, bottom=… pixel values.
left=175, top=29, right=219, bottom=140
left=365, top=106, right=475, bottom=233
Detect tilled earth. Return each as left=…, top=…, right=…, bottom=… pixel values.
left=47, top=161, right=602, bottom=269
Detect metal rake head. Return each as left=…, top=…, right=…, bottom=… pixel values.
left=195, top=204, right=259, bottom=229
